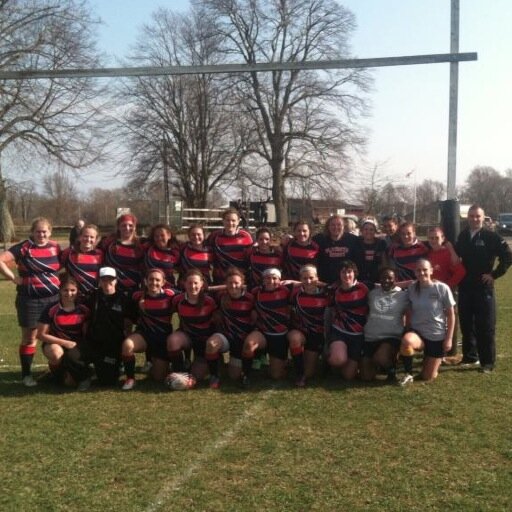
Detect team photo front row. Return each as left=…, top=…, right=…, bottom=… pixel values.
left=0, top=204, right=510, bottom=391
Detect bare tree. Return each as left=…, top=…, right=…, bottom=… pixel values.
left=118, top=7, right=247, bottom=210
left=202, top=0, right=370, bottom=226
left=0, top=0, right=108, bottom=241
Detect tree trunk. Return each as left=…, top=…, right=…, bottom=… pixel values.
left=0, top=158, right=15, bottom=247
left=271, top=156, right=288, bottom=228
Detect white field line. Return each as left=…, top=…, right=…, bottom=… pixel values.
left=145, top=388, right=275, bottom=512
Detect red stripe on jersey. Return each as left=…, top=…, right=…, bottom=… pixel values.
left=283, top=240, right=319, bottom=280
left=290, top=287, right=331, bottom=334
left=386, top=241, right=429, bottom=281
left=102, top=238, right=144, bottom=291
left=252, top=285, right=290, bottom=335
left=172, top=293, right=217, bottom=341
left=41, top=303, right=90, bottom=342
left=217, top=291, right=256, bottom=341
left=9, top=239, right=61, bottom=297
left=332, top=282, right=369, bottom=334
left=132, top=289, right=175, bottom=334
left=247, top=247, right=283, bottom=286
left=208, top=229, right=253, bottom=282
left=180, top=244, right=213, bottom=284
left=61, top=247, right=104, bottom=294
left=144, top=244, right=180, bottom=286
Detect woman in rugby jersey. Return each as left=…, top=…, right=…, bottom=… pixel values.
left=179, top=225, right=214, bottom=286
left=384, top=222, right=429, bottom=284
left=246, top=227, right=283, bottom=288
left=207, top=208, right=253, bottom=284
left=282, top=220, right=319, bottom=281
left=0, top=217, right=61, bottom=387
left=167, top=269, right=217, bottom=383
left=121, top=268, right=176, bottom=390
left=287, top=265, right=331, bottom=387
left=241, top=268, right=291, bottom=384
left=326, top=260, right=369, bottom=380
left=60, top=223, right=103, bottom=298
left=143, top=224, right=181, bottom=287
left=37, top=273, right=91, bottom=390
left=357, top=218, right=387, bottom=287
left=204, top=268, right=256, bottom=389
left=99, top=213, right=144, bottom=295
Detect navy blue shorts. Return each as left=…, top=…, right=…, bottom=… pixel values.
left=362, top=338, right=401, bottom=359
left=405, top=329, right=445, bottom=358
left=328, top=327, right=363, bottom=362
left=18, top=294, right=58, bottom=329
left=264, top=332, right=289, bottom=360
left=137, top=330, right=171, bottom=361
left=304, top=331, right=325, bottom=353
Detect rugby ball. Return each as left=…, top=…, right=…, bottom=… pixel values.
left=165, top=372, right=196, bottom=391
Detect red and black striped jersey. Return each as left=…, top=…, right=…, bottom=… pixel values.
left=208, top=229, right=253, bottom=283
left=143, top=243, right=180, bottom=287
left=216, top=290, right=256, bottom=342
left=172, top=293, right=217, bottom=342
left=252, top=285, right=291, bottom=335
left=132, top=289, right=175, bottom=335
left=9, top=239, right=61, bottom=297
left=246, top=246, right=283, bottom=287
left=100, top=237, right=144, bottom=293
left=282, top=239, right=319, bottom=280
left=179, top=243, right=213, bottom=285
left=332, top=281, right=369, bottom=335
left=290, top=287, right=332, bottom=334
left=61, top=247, right=104, bottom=295
left=386, top=240, right=429, bottom=281
left=39, top=302, right=90, bottom=343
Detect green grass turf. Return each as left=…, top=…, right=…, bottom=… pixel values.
left=0, top=276, right=511, bottom=511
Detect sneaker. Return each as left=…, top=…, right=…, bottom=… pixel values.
left=122, top=378, right=136, bottom=391
left=478, top=365, right=494, bottom=374
left=77, top=378, right=91, bottom=391
left=209, top=376, right=221, bottom=390
left=459, top=358, right=480, bottom=367
left=241, top=374, right=250, bottom=388
left=399, top=373, right=414, bottom=386
left=140, top=361, right=152, bottom=374
left=295, top=375, right=306, bottom=388
left=22, top=375, right=37, bottom=387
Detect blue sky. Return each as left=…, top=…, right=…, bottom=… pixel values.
left=89, top=0, right=512, bottom=195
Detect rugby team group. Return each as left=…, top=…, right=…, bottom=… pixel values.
left=0, top=204, right=510, bottom=391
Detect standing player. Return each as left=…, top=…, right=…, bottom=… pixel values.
left=144, top=224, right=181, bottom=287
left=0, top=217, right=61, bottom=386
left=208, top=208, right=253, bottom=284
left=313, top=215, right=360, bottom=285
left=100, top=213, right=144, bottom=295
left=282, top=221, right=319, bottom=281
left=61, top=223, right=103, bottom=298
left=357, top=218, right=387, bottom=286
left=455, top=204, right=512, bottom=371
left=246, top=227, right=283, bottom=287
left=179, top=225, right=214, bottom=286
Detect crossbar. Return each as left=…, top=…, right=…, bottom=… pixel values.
left=0, top=52, right=477, bottom=80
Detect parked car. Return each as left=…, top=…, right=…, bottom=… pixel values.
left=497, top=213, right=512, bottom=235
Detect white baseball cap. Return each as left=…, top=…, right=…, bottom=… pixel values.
left=99, top=267, right=117, bottom=279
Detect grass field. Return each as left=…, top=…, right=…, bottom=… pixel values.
left=1, top=276, right=511, bottom=511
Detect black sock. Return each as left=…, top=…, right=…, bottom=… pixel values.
left=123, top=356, right=136, bottom=379
left=242, top=350, right=253, bottom=377
left=402, top=355, right=413, bottom=374
left=19, top=345, right=35, bottom=377
left=206, top=353, right=219, bottom=377
left=169, top=350, right=184, bottom=372
left=291, top=348, right=305, bottom=378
